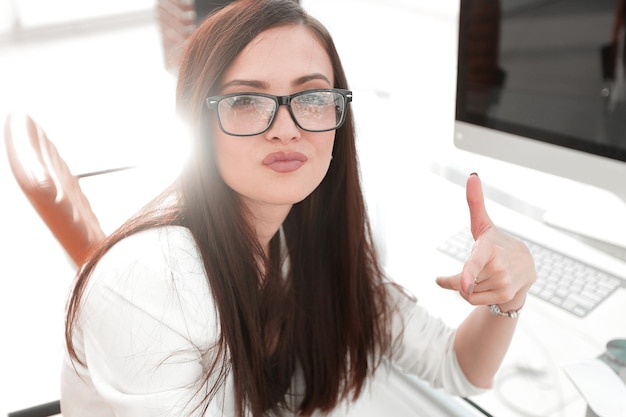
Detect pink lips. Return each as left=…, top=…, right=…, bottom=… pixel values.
left=262, top=151, right=308, bottom=173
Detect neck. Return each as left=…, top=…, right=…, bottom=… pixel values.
left=243, top=199, right=292, bottom=254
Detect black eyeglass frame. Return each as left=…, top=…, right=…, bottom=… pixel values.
left=205, top=88, right=353, bottom=137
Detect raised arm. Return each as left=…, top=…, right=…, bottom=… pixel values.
left=435, top=173, right=537, bottom=388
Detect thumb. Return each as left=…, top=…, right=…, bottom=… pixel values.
left=435, top=273, right=463, bottom=292
left=466, top=173, right=494, bottom=240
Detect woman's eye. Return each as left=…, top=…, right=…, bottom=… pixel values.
left=297, top=93, right=329, bottom=106
left=228, top=96, right=256, bottom=109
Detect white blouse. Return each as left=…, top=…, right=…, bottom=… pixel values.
left=61, top=226, right=484, bottom=416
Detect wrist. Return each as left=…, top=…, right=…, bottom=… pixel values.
left=497, top=293, right=527, bottom=313
left=489, top=295, right=526, bottom=319
left=488, top=303, right=522, bottom=318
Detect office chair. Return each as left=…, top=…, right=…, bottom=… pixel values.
left=3, top=112, right=112, bottom=417
left=3, top=112, right=107, bottom=268
left=7, top=401, right=62, bottom=417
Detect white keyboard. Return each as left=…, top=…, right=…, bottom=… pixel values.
left=438, top=228, right=624, bottom=318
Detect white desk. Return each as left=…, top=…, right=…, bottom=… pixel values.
left=378, top=168, right=626, bottom=417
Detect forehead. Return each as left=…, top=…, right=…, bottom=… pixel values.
left=221, top=24, right=334, bottom=88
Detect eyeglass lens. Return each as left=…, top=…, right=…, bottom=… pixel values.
left=217, top=91, right=345, bottom=135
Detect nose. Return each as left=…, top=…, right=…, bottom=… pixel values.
left=264, top=105, right=300, bottom=143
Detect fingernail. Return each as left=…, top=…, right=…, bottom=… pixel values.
left=467, top=283, right=474, bottom=294
left=470, top=172, right=479, bottom=177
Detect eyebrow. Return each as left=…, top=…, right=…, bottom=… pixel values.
left=292, top=73, right=332, bottom=86
left=220, top=79, right=269, bottom=90
left=220, top=73, right=332, bottom=91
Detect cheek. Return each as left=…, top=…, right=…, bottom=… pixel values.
left=310, top=133, right=336, bottom=186
left=318, top=132, right=336, bottom=166
left=213, top=134, right=245, bottom=187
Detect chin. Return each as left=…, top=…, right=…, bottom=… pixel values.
left=270, top=194, right=310, bottom=206
left=268, top=187, right=318, bottom=205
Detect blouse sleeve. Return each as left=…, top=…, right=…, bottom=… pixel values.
left=387, top=284, right=487, bottom=397
left=63, top=226, right=236, bottom=417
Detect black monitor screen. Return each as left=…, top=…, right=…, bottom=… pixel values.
left=456, top=0, right=626, bottom=163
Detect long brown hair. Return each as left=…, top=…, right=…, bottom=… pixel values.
left=65, top=0, right=393, bottom=415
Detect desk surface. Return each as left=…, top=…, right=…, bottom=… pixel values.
left=380, top=170, right=626, bottom=417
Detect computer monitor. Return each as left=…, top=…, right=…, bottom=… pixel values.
left=454, top=0, right=626, bottom=256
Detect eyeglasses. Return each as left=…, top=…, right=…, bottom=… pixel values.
left=206, top=88, right=352, bottom=136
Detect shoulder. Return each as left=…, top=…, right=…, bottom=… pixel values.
left=82, top=225, right=214, bottom=331
left=101, top=225, right=200, bottom=270
left=93, top=225, right=205, bottom=287
left=69, top=226, right=224, bottom=410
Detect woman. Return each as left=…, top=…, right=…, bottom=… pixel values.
left=62, top=0, right=536, bottom=415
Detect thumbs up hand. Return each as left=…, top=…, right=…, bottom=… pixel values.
left=436, top=174, right=536, bottom=313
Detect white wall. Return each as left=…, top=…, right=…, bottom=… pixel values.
left=0, top=0, right=15, bottom=36
left=0, top=0, right=154, bottom=38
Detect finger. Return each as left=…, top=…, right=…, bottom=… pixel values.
left=460, top=238, right=494, bottom=295
left=466, top=173, right=494, bottom=240
left=469, top=274, right=497, bottom=293
left=435, top=273, right=463, bottom=292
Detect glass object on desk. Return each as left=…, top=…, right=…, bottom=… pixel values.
left=600, top=339, right=626, bottom=379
